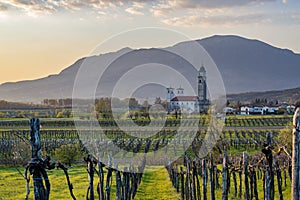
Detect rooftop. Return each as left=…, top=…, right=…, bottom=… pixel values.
left=171, top=96, right=199, bottom=101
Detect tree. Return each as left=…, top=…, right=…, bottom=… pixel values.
left=277, top=122, right=293, bottom=152
left=226, top=100, right=230, bottom=107
left=128, top=98, right=139, bottom=108
left=54, top=143, right=84, bottom=166
left=95, top=98, right=112, bottom=119
left=154, top=97, right=161, bottom=104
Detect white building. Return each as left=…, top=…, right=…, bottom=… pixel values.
left=240, top=105, right=279, bottom=115
left=170, top=96, right=199, bottom=113
left=167, top=66, right=210, bottom=114
left=224, top=107, right=236, bottom=114
left=287, top=105, right=296, bottom=114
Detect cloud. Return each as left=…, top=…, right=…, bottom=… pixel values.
left=0, top=0, right=280, bottom=22
left=125, top=7, right=144, bottom=15
left=1, top=0, right=152, bottom=16
left=149, top=0, right=277, bottom=26
left=150, top=0, right=277, bottom=16
left=161, top=13, right=270, bottom=27
left=54, top=0, right=85, bottom=11
left=156, top=0, right=276, bottom=9
left=125, top=2, right=146, bottom=15
left=1, top=0, right=57, bottom=15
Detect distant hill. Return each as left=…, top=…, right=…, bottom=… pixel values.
left=1, top=35, right=300, bottom=103
left=227, top=87, right=300, bottom=104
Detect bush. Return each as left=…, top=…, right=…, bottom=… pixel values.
left=54, top=143, right=84, bottom=166
left=277, top=122, right=293, bottom=152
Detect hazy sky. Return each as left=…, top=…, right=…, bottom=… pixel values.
left=0, top=0, right=299, bottom=84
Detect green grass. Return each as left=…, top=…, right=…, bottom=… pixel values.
left=135, top=166, right=180, bottom=200
left=0, top=164, right=292, bottom=200
left=0, top=165, right=90, bottom=199
left=0, top=165, right=181, bottom=200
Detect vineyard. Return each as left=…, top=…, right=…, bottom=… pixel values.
left=0, top=114, right=298, bottom=199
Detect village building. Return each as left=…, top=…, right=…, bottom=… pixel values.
left=240, top=105, right=279, bottom=115
left=167, top=66, right=210, bottom=114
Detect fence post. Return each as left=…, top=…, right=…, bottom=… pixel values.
left=222, top=152, right=228, bottom=200
left=180, top=166, right=185, bottom=200
left=243, top=152, right=250, bottom=200
left=292, top=107, right=300, bottom=199
left=97, top=158, right=105, bottom=200
left=210, top=153, right=215, bottom=200
left=85, top=155, right=94, bottom=200
left=185, top=159, right=190, bottom=200
left=192, top=161, right=197, bottom=200
left=115, top=164, right=121, bottom=200
left=29, top=118, right=50, bottom=200
left=106, top=155, right=113, bottom=200
left=263, top=132, right=274, bottom=200
left=202, top=159, right=207, bottom=200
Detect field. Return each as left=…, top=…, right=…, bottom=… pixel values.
left=0, top=164, right=291, bottom=200
left=0, top=115, right=295, bottom=199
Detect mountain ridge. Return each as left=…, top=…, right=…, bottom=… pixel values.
left=1, top=35, right=300, bottom=103
left=227, top=86, right=300, bottom=104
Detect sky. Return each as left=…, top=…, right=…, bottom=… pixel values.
left=0, top=0, right=300, bottom=84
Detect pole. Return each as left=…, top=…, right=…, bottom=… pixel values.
left=292, top=107, right=300, bottom=199
left=29, top=118, right=50, bottom=200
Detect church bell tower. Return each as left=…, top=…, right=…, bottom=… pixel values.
left=166, top=87, right=175, bottom=113
left=198, top=65, right=209, bottom=113
left=198, top=66, right=207, bottom=101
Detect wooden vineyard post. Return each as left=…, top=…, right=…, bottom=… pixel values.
left=131, top=166, right=138, bottom=199
left=29, top=118, right=50, bottom=200
left=180, top=167, right=185, bottom=200
left=222, top=152, right=228, bottom=200
left=97, top=158, right=105, bottom=200
left=175, top=164, right=180, bottom=193
left=185, top=159, right=190, bottom=200
left=106, top=156, right=113, bottom=200
left=292, top=107, right=300, bottom=199
left=249, top=166, right=258, bottom=200
left=275, top=161, right=283, bottom=200
left=263, top=132, right=274, bottom=200
left=85, top=155, right=94, bottom=200
left=243, top=152, right=250, bottom=200
left=192, top=161, right=197, bottom=200
left=115, top=165, right=122, bottom=200
left=210, top=153, right=215, bottom=200
left=238, top=160, right=242, bottom=198
left=202, top=159, right=207, bottom=200
left=232, top=169, right=237, bottom=197
left=194, top=161, right=201, bottom=200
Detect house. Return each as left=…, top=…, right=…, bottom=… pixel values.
left=240, top=106, right=251, bottom=115
left=170, top=96, right=199, bottom=113
left=240, top=105, right=279, bottom=115
left=287, top=105, right=296, bottom=114
left=223, top=107, right=236, bottom=114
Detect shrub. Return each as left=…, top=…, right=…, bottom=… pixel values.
left=54, top=143, right=84, bottom=166
left=277, top=122, right=293, bottom=152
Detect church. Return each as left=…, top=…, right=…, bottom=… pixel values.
left=166, top=66, right=210, bottom=114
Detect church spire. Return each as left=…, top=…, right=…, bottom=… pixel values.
left=198, top=64, right=207, bottom=101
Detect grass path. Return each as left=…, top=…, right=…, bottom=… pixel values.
left=0, top=165, right=180, bottom=199
left=135, top=166, right=180, bottom=200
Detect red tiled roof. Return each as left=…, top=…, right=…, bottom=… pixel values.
left=171, top=96, right=198, bottom=101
